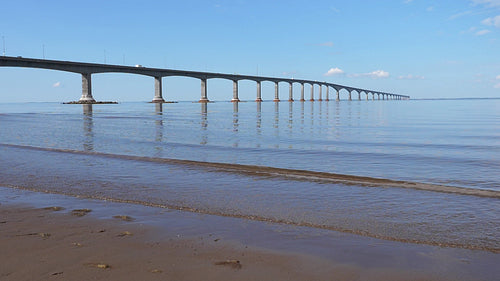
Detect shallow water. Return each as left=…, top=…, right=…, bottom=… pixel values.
left=0, top=99, right=499, bottom=251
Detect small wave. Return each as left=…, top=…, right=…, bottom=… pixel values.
left=1, top=143, right=499, bottom=199
left=3, top=184, right=499, bottom=253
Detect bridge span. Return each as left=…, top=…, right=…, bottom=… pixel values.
left=0, top=56, right=409, bottom=102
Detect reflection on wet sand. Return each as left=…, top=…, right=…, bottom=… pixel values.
left=82, top=104, right=93, bottom=151
left=232, top=102, right=239, bottom=147
left=200, top=102, right=208, bottom=145
left=256, top=102, right=262, bottom=139
left=154, top=103, right=164, bottom=155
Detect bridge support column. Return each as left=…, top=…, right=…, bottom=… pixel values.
left=325, top=86, right=329, bottom=101
left=273, top=82, right=280, bottom=102
left=310, top=84, right=314, bottom=101
left=80, top=73, right=96, bottom=103
left=288, top=82, right=294, bottom=101
left=358, top=92, right=361, bottom=100
left=366, top=93, right=369, bottom=101
left=232, top=80, right=240, bottom=102
left=300, top=83, right=305, bottom=101
left=256, top=81, right=262, bottom=102
left=199, top=78, right=209, bottom=103
left=336, top=89, right=340, bottom=101
left=152, top=76, right=165, bottom=103
left=348, top=91, right=352, bottom=101
left=318, top=85, right=322, bottom=101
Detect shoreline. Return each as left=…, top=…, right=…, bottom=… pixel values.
left=2, top=143, right=499, bottom=199
left=6, top=183, right=499, bottom=253
left=1, top=143, right=499, bottom=253
left=1, top=188, right=498, bottom=281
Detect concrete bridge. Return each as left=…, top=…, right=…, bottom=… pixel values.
left=0, top=56, right=410, bottom=102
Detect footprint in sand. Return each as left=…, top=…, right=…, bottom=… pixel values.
left=112, top=215, right=134, bottom=222
left=85, top=263, right=111, bottom=269
left=71, top=209, right=92, bottom=217
left=43, top=206, right=65, bottom=211
left=117, top=231, right=133, bottom=237
left=214, top=260, right=242, bottom=270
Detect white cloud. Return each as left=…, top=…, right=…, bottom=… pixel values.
left=324, top=67, right=345, bottom=76
left=496, top=74, right=500, bottom=79
left=367, top=70, right=390, bottom=78
left=52, top=82, right=61, bottom=87
left=427, top=6, right=435, bottom=12
left=404, top=0, right=414, bottom=4
left=319, top=41, right=334, bottom=47
left=330, top=6, right=340, bottom=13
left=476, top=29, right=491, bottom=35
left=481, top=15, right=500, bottom=27
left=471, top=0, right=500, bottom=7
left=449, top=10, right=473, bottom=20
left=398, top=74, right=425, bottom=80
left=349, top=70, right=390, bottom=79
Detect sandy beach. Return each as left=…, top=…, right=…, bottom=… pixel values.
left=0, top=204, right=386, bottom=281
left=1, top=191, right=498, bottom=281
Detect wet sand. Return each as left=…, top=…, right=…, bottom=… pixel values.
left=1, top=193, right=498, bottom=281
left=0, top=205, right=395, bottom=281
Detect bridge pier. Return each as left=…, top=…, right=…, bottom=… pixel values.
left=199, top=78, right=209, bottom=103
left=325, top=86, right=329, bottom=101
left=79, top=73, right=96, bottom=102
left=318, top=85, right=322, bottom=101
left=310, top=84, right=314, bottom=101
left=231, top=80, right=240, bottom=102
left=288, top=82, right=294, bottom=101
left=256, top=81, right=262, bottom=102
left=152, top=76, right=165, bottom=103
left=336, top=89, right=340, bottom=101
left=358, top=92, right=361, bottom=100
left=366, top=93, right=369, bottom=100
left=273, top=82, right=280, bottom=102
left=348, top=91, right=352, bottom=101
left=300, top=83, right=305, bottom=101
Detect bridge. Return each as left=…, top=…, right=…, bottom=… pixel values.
left=0, top=56, right=409, bottom=103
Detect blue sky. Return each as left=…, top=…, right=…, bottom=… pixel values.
left=1, top=0, right=500, bottom=102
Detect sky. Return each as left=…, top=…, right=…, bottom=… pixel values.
left=1, top=0, right=500, bottom=102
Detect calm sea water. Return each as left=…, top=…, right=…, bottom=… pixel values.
left=0, top=99, right=499, bottom=251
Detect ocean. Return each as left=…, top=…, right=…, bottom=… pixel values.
left=0, top=98, right=499, bottom=252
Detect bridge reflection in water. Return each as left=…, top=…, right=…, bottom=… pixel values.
left=82, top=104, right=94, bottom=151
left=77, top=101, right=391, bottom=162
